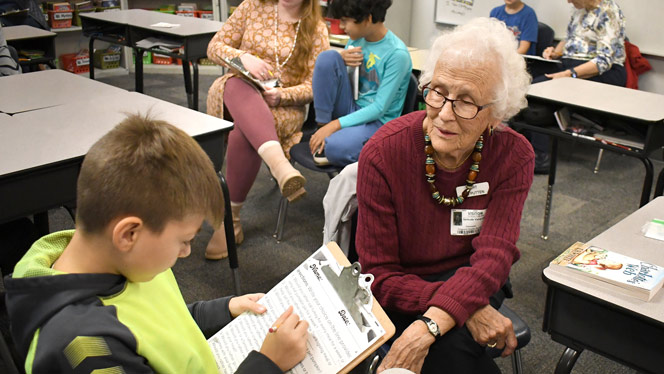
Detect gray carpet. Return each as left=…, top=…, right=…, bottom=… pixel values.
left=11, top=71, right=664, bottom=373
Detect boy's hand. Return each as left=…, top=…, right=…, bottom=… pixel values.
left=260, top=306, right=309, bottom=371
left=229, top=293, right=266, bottom=318
left=309, top=120, right=341, bottom=155
left=341, top=47, right=363, bottom=67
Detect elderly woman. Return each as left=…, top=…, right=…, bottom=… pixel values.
left=356, top=18, right=534, bottom=373
left=538, top=0, right=626, bottom=86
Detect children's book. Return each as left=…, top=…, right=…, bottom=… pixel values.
left=218, top=56, right=277, bottom=92
left=207, top=242, right=394, bottom=374
left=550, top=242, right=664, bottom=301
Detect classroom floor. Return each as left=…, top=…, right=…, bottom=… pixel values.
left=5, top=71, right=664, bottom=374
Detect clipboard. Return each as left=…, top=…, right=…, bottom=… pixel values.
left=207, top=241, right=394, bottom=374
left=324, top=242, right=395, bottom=374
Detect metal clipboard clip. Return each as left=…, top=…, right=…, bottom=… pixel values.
left=321, top=262, right=374, bottom=330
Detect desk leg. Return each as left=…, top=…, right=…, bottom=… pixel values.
left=638, top=157, right=654, bottom=207
left=554, top=347, right=582, bottom=374
left=88, top=36, right=96, bottom=80
left=541, top=137, right=558, bottom=240
left=218, top=172, right=241, bottom=295
left=135, top=48, right=144, bottom=93
left=182, top=59, right=193, bottom=109
left=655, top=166, right=664, bottom=198
left=193, top=62, right=199, bottom=111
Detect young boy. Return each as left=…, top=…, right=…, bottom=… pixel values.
left=490, top=0, right=539, bottom=55
left=4, top=114, right=308, bottom=373
left=309, top=0, right=412, bottom=167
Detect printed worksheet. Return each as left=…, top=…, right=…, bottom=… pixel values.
left=208, top=244, right=386, bottom=374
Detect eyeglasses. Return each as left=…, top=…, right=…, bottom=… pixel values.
left=422, top=84, right=489, bottom=120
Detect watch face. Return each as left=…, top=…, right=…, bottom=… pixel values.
left=426, top=320, right=440, bottom=336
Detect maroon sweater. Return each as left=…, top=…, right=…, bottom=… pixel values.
left=356, top=111, right=534, bottom=326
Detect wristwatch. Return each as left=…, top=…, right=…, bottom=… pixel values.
left=569, top=67, right=578, bottom=78
left=416, top=315, right=441, bottom=338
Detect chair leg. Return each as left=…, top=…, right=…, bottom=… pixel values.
left=273, top=196, right=289, bottom=242
left=511, top=349, right=524, bottom=374
left=593, top=149, right=603, bottom=174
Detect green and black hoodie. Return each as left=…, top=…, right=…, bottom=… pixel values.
left=4, top=230, right=281, bottom=373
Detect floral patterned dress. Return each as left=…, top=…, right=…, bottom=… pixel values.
left=206, top=0, right=329, bottom=154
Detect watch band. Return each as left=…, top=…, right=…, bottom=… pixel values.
left=416, top=315, right=440, bottom=338
left=569, top=67, right=578, bottom=78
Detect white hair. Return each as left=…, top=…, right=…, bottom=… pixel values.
left=418, top=17, right=531, bottom=121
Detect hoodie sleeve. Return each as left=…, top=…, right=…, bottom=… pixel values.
left=187, top=296, right=234, bottom=339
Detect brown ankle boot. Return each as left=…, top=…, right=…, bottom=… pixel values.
left=258, top=141, right=307, bottom=201
left=204, top=203, right=244, bottom=260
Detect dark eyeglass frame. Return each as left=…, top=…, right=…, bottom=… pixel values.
left=422, top=84, right=489, bottom=120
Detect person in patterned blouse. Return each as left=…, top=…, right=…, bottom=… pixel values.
left=535, top=0, right=626, bottom=86
left=205, top=0, right=329, bottom=260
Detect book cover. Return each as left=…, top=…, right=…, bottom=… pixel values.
left=551, top=242, right=664, bottom=301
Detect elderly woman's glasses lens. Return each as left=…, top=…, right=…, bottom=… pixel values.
left=422, top=85, right=487, bottom=120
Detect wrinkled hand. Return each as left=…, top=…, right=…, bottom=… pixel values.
left=260, top=306, right=309, bottom=372
left=309, top=120, right=341, bottom=155
left=228, top=293, right=267, bottom=318
left=377, top=321, right=434, bottom=374
left=466, top=305, right=517, bottom=357
left=340, top=47, right=363, bottom=67
left=262, top=87, right=281, bottom=107
left=240, top=53, right=274, bottom=81
left=544, top=70, right=572, bottom=80
left=542, top=46, right=557, bottom=60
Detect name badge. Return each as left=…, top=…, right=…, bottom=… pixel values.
left=455, top=182, right=489, bottom=198
left=450, top=209, right=486, bottom=236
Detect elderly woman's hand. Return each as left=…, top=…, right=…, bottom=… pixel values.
left=465, top=305, right=517, bottom=357
left=377, top=321, right=433, bottom=373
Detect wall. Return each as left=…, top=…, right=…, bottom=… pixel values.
left=406, top=0, right=664, bottom=95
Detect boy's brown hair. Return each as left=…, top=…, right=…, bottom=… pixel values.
left=75, top=113, right=224, bottom=234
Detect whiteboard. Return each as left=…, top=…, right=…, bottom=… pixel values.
left=434, top=0, right=664, bottom=56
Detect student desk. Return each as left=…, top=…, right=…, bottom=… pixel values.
left=0, top=91, right=231, bottom=227
left=3, top=25, right=57, bottom=70
left=510, top=78, right=664, bottom=239
left=542, top=196, right=664, bottom=374
left=0, top=69, right=127, bottom=115
left=80, top=10, right=223, bottom=111
left=0, top=91, right=241, bottom=292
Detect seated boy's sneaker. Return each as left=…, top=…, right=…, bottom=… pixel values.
left=313, top=150, right=330, bottom=166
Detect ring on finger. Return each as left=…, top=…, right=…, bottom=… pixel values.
left=487, top=342, right=497, bottom=348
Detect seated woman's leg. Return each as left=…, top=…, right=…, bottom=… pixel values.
left=223, top=77, right=306, bottom=201
left=205, top=78, right=306, bottom=259
left=588, top=64, right=627, bottom=87
left=324, top=120, right=382, bottom=167
left=312, top=50, right=357, bottom=124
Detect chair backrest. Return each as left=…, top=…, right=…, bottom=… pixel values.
left=401, top=73, right=419, bottom=115
left=535, top=22, right=555, bottom=57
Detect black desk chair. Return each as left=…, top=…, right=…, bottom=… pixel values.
left=273, top=73, right=420, bottom=241
left=535, top=22, right=555, bottom=56
left=655, top=166, right=664, bottom=198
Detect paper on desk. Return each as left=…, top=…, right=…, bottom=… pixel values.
left=643, top=219, right=664, bottom=241
left=208, top=244, right=385, bottom=374
left=150, top=22, right=180, bottom=28
left=135, top=37, right=182, bottom=50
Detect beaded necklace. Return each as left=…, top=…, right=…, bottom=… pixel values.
left=274, top=3, right=300, bottom=81
left=424, top=134, right=484, bottom=206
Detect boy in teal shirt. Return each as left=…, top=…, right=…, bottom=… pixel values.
left=309, top=0, right=412, bottom=167
left=5, top=114, right=308, bottom=373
